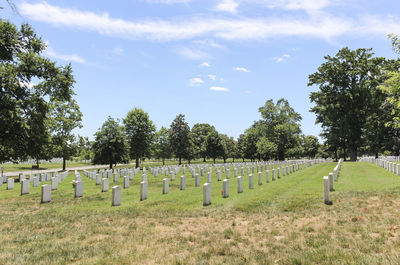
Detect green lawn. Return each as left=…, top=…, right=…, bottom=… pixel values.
left=1, top=161, right=399, bottom=264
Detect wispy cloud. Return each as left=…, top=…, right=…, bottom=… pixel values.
left=44, top=43, right=85, bottom=63
left=192, top=39, right=223, bottom=48
left=233, top=67, right=250, bottom=72
left=208, top=74, right=217, bottom=81
left=274, top=54, right=290, bottom=62
left=19, top=2, right=400, bottom=42
left=189, top=77, right=204, bottom=86
left=244, top=90, right=252, bottom=94
left=199, top=61, right=210, bottom=67
left=215, top=0, right=239, bottom=14
left=210, top=86, right=229, bottom=92
left=112, top=46, right=124, bottom=56
left=178, top=47, right=209, bottom=60
left=146, top=0, right=190, bottom=4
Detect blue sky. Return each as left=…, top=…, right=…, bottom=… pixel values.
left=2, top=0, right=400, bottom=140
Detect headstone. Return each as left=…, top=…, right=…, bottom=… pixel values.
left=203, top=183, right=211, bottom=206
left=258, top=172, right=262, bottom=185
left=237, top=176, right=243, bottom=193
left=51, top=177, right=58, bottom=190
left=75, top=181, right=83, bottom=198
left=7, top=178, right=14, bottom=190
left=163, top=178, right=169, bottom=194
left=124, top=176, right=129, bottom=189
left=207, top=172, right=211, bottom=183
left=217, top=171, right=222, bottom=181
left=112, top=186, right=121, bottom=206
left=272, top=169, right=275, bottom=181
left=32, top=176, right=39, bottom=187
left=266, top=170, right=270, bottom=183
left=277, top=168, right=280, bottom=179
left=113, top=173, right=118, bottom=183
left=171, top=171, right=175, bottom=181
left=328, top=172, right=334, bottom=191
left=102, top=178, right=109, bottom=192
left=180, top=175, right=186, bottom=190
left=195, top=174, right=200, bottom=187
left=249, top=174, right=254, bottom=189
left=140, top=181, right=148, bottom=201
left=323, top=176, right=331, bottom=205
left=19, top=174, right=26, bottom=182
left=222, top=179, right=229, bottom=198
left=96, top=174, right=101, bottom=185
left=21, top=179, right=29, bottom=195
left=41, top=184, right=51, bottom=203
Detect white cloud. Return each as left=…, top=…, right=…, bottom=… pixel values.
left=18, top=2, right=400, bottom=42
left=112, top=46, right=124, bottom=55
left=215, top=0, right=239, bottom=14
left=208, top=74, right=217, bottom=81
left=19, top=81, right=36, bottom=89
left=274, top=54, right=290, bottom=62
left=244, top=90, right=252, bottom=94
left=189, top=77, right=204, bottom=86
left=178, top=47, right=209, bottom=60
left=44, top=43, right=85, bottom=64
left=264, top=0, right=331, bottom=14
left=233, top=67, right=250, bottom=72
left=210, top=86, right=229, bottom=92
left=146, top=0, right=190, bottom=4
left=192, top=39, right=223, bottom=48
left=200, top=61, right=210, bottom=67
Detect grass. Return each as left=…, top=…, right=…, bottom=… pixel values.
left=1, top=161, right=400, bottom=264
left=0, top=162, right=92, bottom=172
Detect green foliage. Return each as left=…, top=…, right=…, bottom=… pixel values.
left=191, top=123, right=215, bottom=162
left=302, top=135, right=320, bottom=158
left=169, top=114, right=190, bottom=165
left=220, top=134, right=237, bottom=163
left=123, top=108, right=155, bottom=168
left=0, top=20, right=75, bottom=163
left=92, top=117, right=129, bottom=169
left=256, top=136, right=277, bottom=160
left=205, top=130, right=224, bottom=163
left=309, top=47, right=390, bottom=160
left=49, top=98, right=82, bottom=170
left=152, top=126, right=171, bottom=165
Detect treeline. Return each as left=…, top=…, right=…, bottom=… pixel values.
left=90, top=102, right=321, bottom=168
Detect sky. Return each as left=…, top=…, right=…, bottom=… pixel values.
left=2, top=0, right=400, bottom=141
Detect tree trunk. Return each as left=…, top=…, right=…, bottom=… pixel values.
left=349, top=145, right=357, bottom=161
left=36, top=159, right=39, bottom=169
left=203, top=156, right=206, bottom=162
left=223, top=157, right=226, bottom=163
left=213, top=157, right=216, bottom=164
left=334, top=149, right=338, bottom=162
left=179, top=157, right=181, bottom=165
left=136, top=156, right=139, bottom=168
left=375, top=152, right=378, bottom=159
left=232, top=157, right=235, bottom=163
left=343, top=146, right=347, bottom=161
left=162, top=158, right=165, bottom=165
left=109, top=163, right=113, bottom=169
left=62, top=156, right=66, bottom=171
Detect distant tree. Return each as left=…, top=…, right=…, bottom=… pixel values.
left=191, top=123, right=216, bottom=162
left=153, top=126, right=171, bottom=165
left=0, top=20, right=75, bottom=163
left=205, top=130, right=224, bottom=164
left=92, top=117, right=129, bottom=169
left=302, top=135, right=320, bottom=158
left=242, top=127, right=260, bottom=161
left=49, top=98, right=82, bottom=170
left=77, top=136, right=93, bottom=160
left=169, top=114, right=190, bottom=165
left=124, top=108, right=156, bottom=168
left=256, top=136, right=277, bottom=161
left=185, top=132, right=196, bottom=164
left=220, top=134, right=236, bottom=163
left=258, top=99, right=302, bottom=160
left=309, top=47, right=391, bottom=161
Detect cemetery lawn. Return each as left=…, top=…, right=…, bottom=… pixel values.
left=1, top=162, right=400, bottom=264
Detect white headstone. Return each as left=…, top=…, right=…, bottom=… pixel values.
left=195, top=174, right=200, bottom=187
left=237, top=176, right=243, bottom=193
left=124, top=176, right=129, bottom=189
left=223, top=179, right=229, bottom=198
left=112, top=186, right=121, bottom=206
left=75, top=181, right=83, bottom=198
left=41, top=184, right=51, bottom=203
left=323, top=176, right=331, bottom=205
left=21, top=179, right=30, bottom=195
left=163, top=178, right=169, bottom=194
left=102, top=178, right=109, bottom=192
left=51, top=177, right=58, bottom=190
left=328, top=172, right=334, bottom=192
left=180, top=175, right=186, bottom=190
left=258, top=172, right=262, bottom=186
left=249, top=174, right=254, bottom=189
left=140, top=181, right=148, bottom=201
left=7, top=178, right=14, bottom=190
left=96, top=174, right=101, bottom=185
left=203, top=183, right=211, bottom=206
left=32, top=176, right=39, bottom=187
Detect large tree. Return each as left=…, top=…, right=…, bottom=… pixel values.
left=191, top=123, right=215, bottom=162
left=92, top=117, right=129, bottom=169
left=205, top=130, right=224, bottom=164
left=153, top=126, right=171, bottom=165
left=258, top=99, right=302, bottom=160
left=302, top=135, right=320, bottom=158
left=169, top=114, right=190, bottom=165
left=49, top=98, right=82, bottom=170
left=124, top=108, right=156, bottom=168
left=309, top=47, right=390, bottom=161
left=0, top=20, right=75, bottom=163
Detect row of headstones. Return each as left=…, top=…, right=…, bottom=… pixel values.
left=376, top=159, right=400, bottom=175
left=323, top=158, right=343, bottom=205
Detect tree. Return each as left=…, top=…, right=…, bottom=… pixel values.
left=124, top=108, right=156, bottom=168
left=256, top=136, right=277, bottom=161
left=153, top=126, right=171, bottom=165
left=258, top=99, right=302, bottom=160
left=49, top=98, right=83, bottom=170
left=191, top=123, right=215, bottom=162
left=302, top=135, right=320, bottom=158
left=205, top=130, right=224, bottom=164
left=169, top=114, right=190, bottom=165
left=220, top=134, right=236, bottom=163
left=309, top=47, right=389, bottom=161
left=92, top=117, right=129, bottom=169
left=0, top=20, right=75, bottom=163
left=242, top=127, right=260, bottom=161
left=77, top=136, right=93, bottom=160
